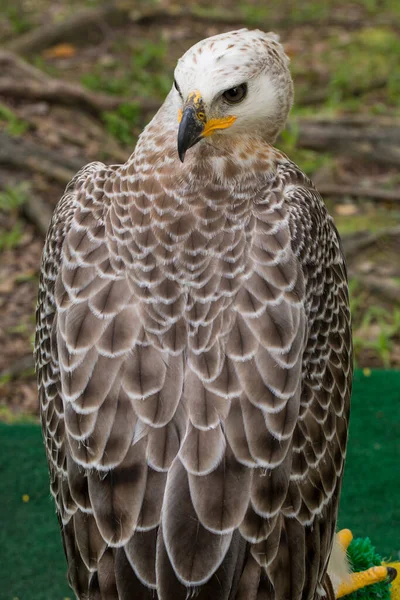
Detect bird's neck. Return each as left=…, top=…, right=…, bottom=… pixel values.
left=126, top=104, right=287, bottom=193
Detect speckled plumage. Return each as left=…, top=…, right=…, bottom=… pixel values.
left=36, top=29, right=352, bottom=600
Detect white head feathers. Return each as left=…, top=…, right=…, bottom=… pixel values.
left=172, top=29, right=294, bottom=144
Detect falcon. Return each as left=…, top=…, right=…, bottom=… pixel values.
left=36, top=29, right=353, bottom=599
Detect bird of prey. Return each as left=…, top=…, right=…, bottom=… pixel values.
left=36, top=29, right=352, bottom=600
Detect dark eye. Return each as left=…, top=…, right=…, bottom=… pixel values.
left=222, top=83, right=247, bottom=104
left=174, top=79, right=182, bottom=97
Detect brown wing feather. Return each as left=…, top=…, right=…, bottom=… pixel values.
left=37, top=148, right=351, bottom=600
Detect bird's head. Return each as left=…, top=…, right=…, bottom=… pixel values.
left=173, top=29, right=293, bottom=162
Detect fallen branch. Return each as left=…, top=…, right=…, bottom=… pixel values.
left=359, top=274, right=400, bottom=305
left=297, top=77, right=388, bottom=106
left=0, top=132, right=79, bottom=185
left=292, top=117, right=400, bottom=167
left=0, top=175, right=53, bottom=237
left=5, top=6, right=124, bottom=56
left=342, top=226, right=400, bottom=260
left=317, top=183, right=400, bottom=203
left=0, top=50, right=48, bottom=82
left=0, top=51, right=160, bottom=117
left=0, top=77, right=160, bottom=117
left=21, top=192, right=53, bottom=238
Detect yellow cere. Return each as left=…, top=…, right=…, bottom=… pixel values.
left=202, top=116, right=237, bottom=137
left=187, top=90, right=203, bottom=106
left=177, top=109, right=182, bottom=123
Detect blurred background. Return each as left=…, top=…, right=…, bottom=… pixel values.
left=0, top=1, right=399, bottom=598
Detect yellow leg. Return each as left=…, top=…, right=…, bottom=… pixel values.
left=337, top=566, right=392, bottom=598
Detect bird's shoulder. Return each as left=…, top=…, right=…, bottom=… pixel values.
left=43, top=161, right=110, bottom=258
left=36, top=161, right=110, bottom=369
left=272, top=158, right=345, bottom=269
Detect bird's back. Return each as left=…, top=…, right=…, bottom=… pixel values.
left=36, top=130, right=352, bottom=599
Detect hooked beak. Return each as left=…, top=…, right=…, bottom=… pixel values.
left=177, top=92, right=206, bottom=162
left=177, top=106, right=205, bottom=162
left=177, top=91, right=237, bottom=163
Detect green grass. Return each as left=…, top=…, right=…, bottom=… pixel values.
left=0, top=183, right=29, bottom=252
left=0, top=221, right=24, bottom=252
left=335, top=211, right=400, bottom=236
left=350, top=279, right=400, bottom=368
left=0, top=104, right=29, bottom=137
left=102, top=102, right=141, bottom=146
left=287, top=19, right=400, bottom=118
left=81, top=39, right=171, bottom=99
left=80, top=39, right=172, bottom=145
left=354, top=307, right=400, bottom=369
left=327, top=28, right=400, bottom=109
left=278, top=121, right=335, bottom=175
left=232, top=0, right=400, bottom=31
left=0, top=184, right=30, bottom=251
left=2, top=5, right=32, bottom=34
left=0, top=184, right=29, bottom=213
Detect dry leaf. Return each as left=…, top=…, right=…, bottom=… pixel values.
left=335, top=204, right=359, bottom=216
left=42, top=43, right=77, bottom=59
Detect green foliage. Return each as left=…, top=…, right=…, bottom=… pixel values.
left=132, top=39, right=167, bottom=71
left=327, top=28, right=400, bottom=107
left=81, top=69, right=128, bottom=96
left=0, top=185, right=28, bottom=252
left=335, top=210, right=400, bottom=236
left=350, top=279, right=400, bottom=368
left=102, top=102, right=141, bottom=146
left=0, top=104, right=29, bottom=137
left=7, top=323, right=30, bottom=335
left=130, top=40, right=171, bottom=98
left=0, top=221, right=24, bottom=252
left=235, top=0, right=400, bottom=24
left=239, top=4, right=271, bottom=26
left=289, top=2, right=331, bottom=23
left=238, top=1, right=330, bottom=25
left=346, top=537, right=392, bottom=600
left=279, top=123, right=333, bottom=176
left=349, top=279, right=365, bottom=318
left=15, top=272, right=38, bottom=284
left=4, top=5, right=32, bottom=34
left=32, top=56, right=61, bottom=78
left=0, top=184, right=29, bottom=213
left=279, top=123, right=299, bottom=152
left=293, top=149, right=332, bottom=176
left=82, top=39, right=171, bottom=144
left=82, top=39, right=171, bottom=100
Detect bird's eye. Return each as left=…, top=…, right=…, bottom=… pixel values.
left=222, top=83, right=247, bottom=104
left=174, top=79, right=182, bottom=97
